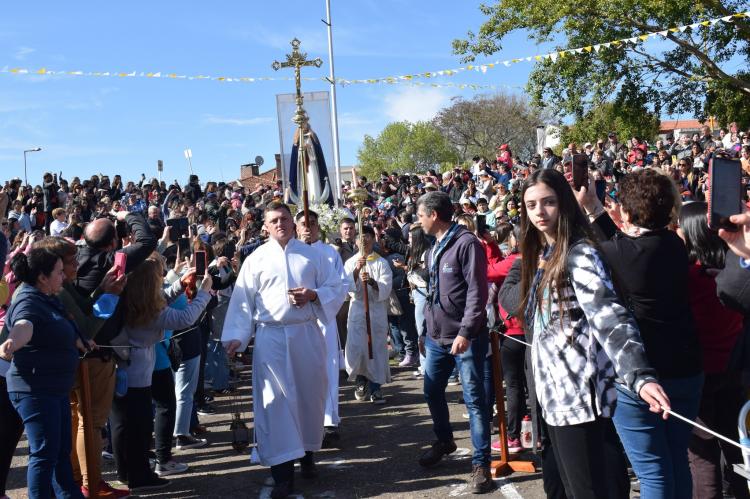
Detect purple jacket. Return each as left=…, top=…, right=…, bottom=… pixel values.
left=425, top=226, right=488, bottom=345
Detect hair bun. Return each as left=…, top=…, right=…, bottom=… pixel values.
left=10, top=253, right=30, bottom=283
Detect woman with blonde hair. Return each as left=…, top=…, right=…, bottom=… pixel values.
left=109, top=254, right=212, bottom=493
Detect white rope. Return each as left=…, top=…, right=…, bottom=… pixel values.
left=493, top=330, right=750, bottom=451
left=91, top=322, right=202, bottom=350
left=663, top=407, right=750, bottom=451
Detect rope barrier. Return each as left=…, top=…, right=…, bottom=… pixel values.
left=493, top=330, right=750, bottom=451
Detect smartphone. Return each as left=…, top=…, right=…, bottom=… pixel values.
left=114, top=251, right=127, bottom=279
left=166, top=217, right=189, bottom=242
left=475, top=214, right=487, bottom=234
left=177, top=237, right=190, bottom=256
left=195, top=250, right=207, bottom=278
left=708, top=157, right=743, bottom=231
left=572, top=154, right=589, bottom=191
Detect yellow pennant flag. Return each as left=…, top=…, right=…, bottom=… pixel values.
left=639, top=34, right=650, bottom=41
left=37, top=68, right=47, bottom=75
left=583, top=46, right=593, bottom=52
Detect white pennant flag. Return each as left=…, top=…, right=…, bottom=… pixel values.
left=658, top=30, right=669, bottom=37
left=503, top=60, right=511, bottom=67
left=575, top=48, right=584, bottom=53
left=722, top=15, right=733, bottom=22
left=526, top=56, right=533, bottom=62
left=550, top=52, right=558, bottom=62
left=481, top=65, right=487, bottom=73
left=593, top=44, right=602, bottom=52
left=678, top=25, right=689, bottom=32
left=690, top=23, right=701, bottom=29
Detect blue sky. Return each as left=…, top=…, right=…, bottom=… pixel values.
left=0, top=1, right=708, bottom=186
left=0, top=0, right=552, bottom=185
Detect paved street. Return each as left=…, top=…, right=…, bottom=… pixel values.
left=7, top=360, right=558, bottom=498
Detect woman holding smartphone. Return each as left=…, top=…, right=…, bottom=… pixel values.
left=519, top=168, right=669, bottom=498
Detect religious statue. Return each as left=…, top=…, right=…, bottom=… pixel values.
left=289, top=124, right=333, bottom=206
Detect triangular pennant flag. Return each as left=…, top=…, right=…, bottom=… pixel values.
left=710, top=19, right=720, bottom=25
left=467, top=65, right=474, bottom=70
left=128, top=71, right=136, bottom=77
left=558, top=51, right=566, bottom=58
left=36, top=68, right=47, bottom=75
left=503, top=60, right=511, bottom=67
left=480, top=66, right=487, bottom=73
left=639, top=34, right=650, bottom=41
left=153, top=72, right=161, bottom=78
left=535, top=55, right=543, bottom=61
left=584, top=46, right=593, bottom=52
left=603, top=42, right=611, bottom=48
left=701, top=20, right=711, bottom=26
left=722, top=15, right=733, bottom=22
left=689, top=23, right=701, bottom=29
left=526, top=56, right=533, bottom=61
left=512, top=58, right=521, bottom=63
left=575, top=48, right=584, bottom=54
left=679, top=25, right=689, bottom=32
left=488, top=63, right=495, bottom=68
left=669, top=27, right=680, bottom=32
left=658, top=30, right=669, bottom=36
left=550, top=52, right=558, bottom=62
left=593, top=45, right=601, bottom=52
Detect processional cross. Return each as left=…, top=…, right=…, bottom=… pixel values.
left=272, top=38, right=323, bottom=229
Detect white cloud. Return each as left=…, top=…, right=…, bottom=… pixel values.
left=204, top=115, right=274, bottom=126
left=382, top=86, right=452, bottom=122
left=13, top=46, right=35, bottom=61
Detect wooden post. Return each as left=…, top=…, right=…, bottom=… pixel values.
left=489, top=329, right=536, bottom=478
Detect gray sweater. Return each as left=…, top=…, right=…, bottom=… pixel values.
left=123, top=280, right=211, bottom=388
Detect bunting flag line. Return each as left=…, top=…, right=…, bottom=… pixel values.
left=2, top=10, right=748, bottom=88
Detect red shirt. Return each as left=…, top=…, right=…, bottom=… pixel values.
left=688, top=262, right=744, bottom=373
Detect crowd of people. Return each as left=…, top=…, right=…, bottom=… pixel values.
left=0, top=122, right=749, bottom=499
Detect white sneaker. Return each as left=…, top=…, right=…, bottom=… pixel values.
left=176, top=435, right=208, bottom=450
left=155, top=460, right=189, bottom=476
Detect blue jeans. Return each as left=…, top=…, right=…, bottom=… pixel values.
left=10, top=391, right=84, bottom=499
left=412, top=288, right=427, bottom=370
left=205, top=339, right=229, bottom=390
left=613, top=374, right=703, bottom=499
left=389, top=316, right=405, bottom=357
left=423, top=335, right=490, bottom=466
left=173, top=355, right=201, bottom=436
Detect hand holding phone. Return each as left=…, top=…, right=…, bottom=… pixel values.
left=572, top=154, right=589, bottom=191
left=194, top=250, right=207, bottom=278
left=708, top=157, right=743, bottom=231
left=114, top=251, right=127, bottom=279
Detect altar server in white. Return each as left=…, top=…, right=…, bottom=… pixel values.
left=344, top=225, right=393, bottom=404
left=222, top=202, right=341, bottom=498
left=294, top=210, right=348, bottom=447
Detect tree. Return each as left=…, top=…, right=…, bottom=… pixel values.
left=560, top=101, right=661, bottom=146
left=452, top=1, right=750, bottom=127
left=356, top=121, right=459, bottom=179
left=433, top=92, right=543, bottom=161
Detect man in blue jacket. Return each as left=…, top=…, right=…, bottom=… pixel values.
left=415, top=191, right=493, bottom=494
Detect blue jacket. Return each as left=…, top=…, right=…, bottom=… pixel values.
left=6, top=285, right=82, bottom=394
left=424, top=226, right=488, bottom=345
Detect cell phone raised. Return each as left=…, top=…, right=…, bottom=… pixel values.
left=708, top=157, right=743, bottom=232
left=114, top=251, right=127, bottom=279
left=572, top=154, right=589, bottom=191
left=194, top=250, right=207, bottom=278
left=177, top=237, right=191, bottom=256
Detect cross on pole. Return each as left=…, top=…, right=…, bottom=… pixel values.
left=272, top=38, right=322, bottom=127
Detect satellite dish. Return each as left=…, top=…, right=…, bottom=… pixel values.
left=255, top=156, right=264, bottom=166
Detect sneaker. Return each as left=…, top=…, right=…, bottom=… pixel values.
left=197, top=404, right=217, bottom=416
left=448, top=376, right=460, bottom=386
left=491, top=438, right=522, bottom=453
left=191, top=424, right=209, bottom=436
left=203, top=394, right=214, bottom=403
left=398, top=354, right=418, bottom=367
left=418, top=439, right=457, bottom=467
left=214, top=387, right=236, bottom=395
left=129, top=476, right=170, bottom=493
left=369, top=390, right=386, bottom=405
left=507, top=438, right=522, bottom=453
left=175, top=434, right=207, bottom=450
left=149, top=457, right=156, bottom=470
left=101, top=450, right=114, bottom=460
left=354, top=384, right=368, bottom=401
left=462, top=412, right=470, bottom=419
left=81, top=481, right=131, bottom=498
left=412, top=369, right=424, bottom=378
left=468, top=464, right=496, bottom=494
left=321, top=427, right=340, bottom=449
left=270, top=481, right=293, bottom=499
left=155, top=460, right=189, bottom=477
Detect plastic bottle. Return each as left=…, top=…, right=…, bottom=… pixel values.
left=520, top=415, right=533, bottom=449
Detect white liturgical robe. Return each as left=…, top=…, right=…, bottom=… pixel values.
left=221, top=237, right=341, bottom=467
left=311, top=240, right=349, bottom=427
left=343, top=252, right=393, bottom=385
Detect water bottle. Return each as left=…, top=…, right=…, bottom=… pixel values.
left=115, top=367, right=128, bottom=398
left=520, top=415, right=533, bottom=449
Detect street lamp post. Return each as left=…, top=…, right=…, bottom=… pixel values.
left=23, top=147, right=42, bottom=186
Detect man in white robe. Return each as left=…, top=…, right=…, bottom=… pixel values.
left=222, top=202, right=341, bottom=498
left=344, top=225, right=393, bottom=404
left=294, top=210, right=349, bottom=447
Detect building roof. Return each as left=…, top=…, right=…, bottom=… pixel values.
left=659, top=119, right=704, bottom=133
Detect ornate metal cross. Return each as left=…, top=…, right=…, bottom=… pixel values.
left=272, top=38, right=322, bottom=127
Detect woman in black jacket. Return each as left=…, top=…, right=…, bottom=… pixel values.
left=577, top=169, right=703, bottom=499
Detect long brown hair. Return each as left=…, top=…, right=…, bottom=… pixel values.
left=518, top=169, right=595, bottom=328
left=121, top=254, right=167, bottom=328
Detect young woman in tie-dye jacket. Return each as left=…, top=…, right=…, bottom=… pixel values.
left=518, top=168, right=669, bottom=499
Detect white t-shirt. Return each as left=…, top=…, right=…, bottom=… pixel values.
left=50, top=219, right=69, bottom=236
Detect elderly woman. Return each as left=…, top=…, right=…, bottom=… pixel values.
left=577, top=169, right=703, bottom=498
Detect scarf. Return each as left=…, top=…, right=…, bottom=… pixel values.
left=427, top=222, right=461, bottom=307
left=524, top=244, right=554, bottom=329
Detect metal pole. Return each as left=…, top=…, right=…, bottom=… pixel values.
left=325, top=0, right=342, bottom=203
left=23, top=151, right=28, bottom=186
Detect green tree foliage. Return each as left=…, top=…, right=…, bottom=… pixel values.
left=356, top=121, right=459, bottom=179
left=433, top=92, right=543, bottom=161
left=452, top=1, right=750, bottom=127
left=560, top=102, right=661, bottom=146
